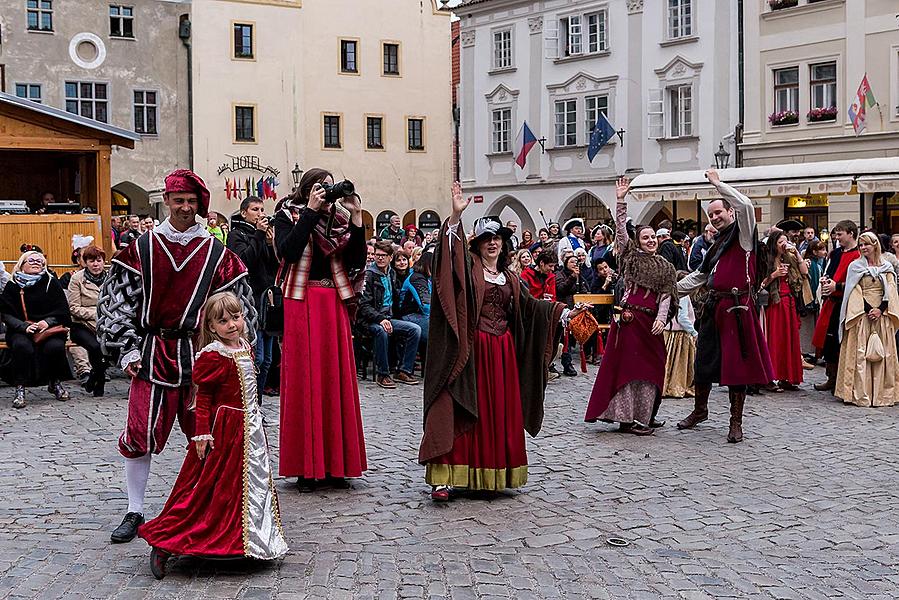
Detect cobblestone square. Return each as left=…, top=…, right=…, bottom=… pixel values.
left=1, top=366, right=898, bottom=599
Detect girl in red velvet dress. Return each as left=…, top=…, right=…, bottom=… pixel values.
left=139, top=292, right=288, bottom=579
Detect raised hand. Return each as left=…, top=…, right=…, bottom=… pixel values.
left=705, top=169, right=721, bottom=185
left=450, top=182, right=470, bottom=223
left=615, top=177, right=631, bottom=200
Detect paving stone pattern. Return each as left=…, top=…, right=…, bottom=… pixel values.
left=1, top=365, right=898, bottom=599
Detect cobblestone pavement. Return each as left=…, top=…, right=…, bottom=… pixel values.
left=1, top=363, right=898, bottom=600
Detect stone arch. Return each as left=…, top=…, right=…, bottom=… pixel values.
left=418, top=209, right=441, bottom=232
left=483, top=195, right=535, bottom=233
left=376, top=209, right=397, bottom=233
left=111, top=181, right=150, bottom=216
left=557, top=189, right=613, bottom=226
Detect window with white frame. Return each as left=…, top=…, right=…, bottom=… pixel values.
left=667, top=0, right=692, bottom=39
left=554, top=99, right=577, bottom=146
left=27, top=0, right=53, bottom=32
left=559, top=10, right=608, bottom=58
left=809, top=62, right=836, bottom=112
left=15, top=83, right=41, bottom=103
left=584, top=95, right=609, bottom=144
left=109, top=5, right=134, bottom=38
left=65, top=81, right=108, bottom=123
left=668, top=85, right=693, bottom=137
left=493, top=29, right=512, bottom=70
left=133, top=90, right=157, bottom=135
left=774, top=67, right=799, bottom=114
left=491, top=107, right=511, bottom=153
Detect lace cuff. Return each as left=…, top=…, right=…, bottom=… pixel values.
left=191, top=434, right=214, bottom=442
left=119, top=349, right=141, bottom=371
left=560, top=307, right=572, bottom=327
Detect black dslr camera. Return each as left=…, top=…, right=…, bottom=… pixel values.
left=320, top=180, right=355, bottom=203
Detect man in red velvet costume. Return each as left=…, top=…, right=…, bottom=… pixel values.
left=97, top=170, right=256, bottom=543
left=811, top=220, right=859, bottom=392
left=675, top=170, right=774, bottom=443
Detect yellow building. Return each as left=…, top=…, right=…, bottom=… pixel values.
left=190, top=0, right=453, bottom=237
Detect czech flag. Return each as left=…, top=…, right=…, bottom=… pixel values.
left=514, top=121, right=538, bottom=169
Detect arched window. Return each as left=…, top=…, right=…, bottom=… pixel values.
left=376, top=210, right=397, bottom=233
left=418, top=210, right=441, bottom=232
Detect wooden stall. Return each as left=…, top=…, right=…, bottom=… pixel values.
left=0, top=91, right=137, bottom=269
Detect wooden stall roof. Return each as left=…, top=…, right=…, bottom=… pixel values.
left=0, top=91, right=139, bottom=150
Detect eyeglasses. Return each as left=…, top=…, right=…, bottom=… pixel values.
left=25, top=257, right=45, bottom=265
left=374, top=253, right=390, bottom=259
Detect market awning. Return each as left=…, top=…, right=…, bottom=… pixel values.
left=629, top=157, right=899, bottom=202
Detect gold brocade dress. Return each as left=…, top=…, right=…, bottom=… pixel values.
left=835, top=274, right=899, bottom=407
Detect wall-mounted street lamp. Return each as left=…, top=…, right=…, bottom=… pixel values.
left=291, top=163, right=303, bottom=191
left=714, top=143, right=731, bottom=170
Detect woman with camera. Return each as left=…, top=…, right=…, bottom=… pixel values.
left=0, top=250, right=72, bottom=408
left=272, top=169, right=367, bottom=491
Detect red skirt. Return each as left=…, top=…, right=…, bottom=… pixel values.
left=425, top=330, right=528, bottom=490
left=765, top=286, right=803, bottom=384
left=279, top=288, right=367, bottom=479
left=139, top=408, right=246, bottom=557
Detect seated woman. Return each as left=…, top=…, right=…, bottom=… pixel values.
left=398, top=248, right=433, bottom=360
left=835, top=232, right=899, bottom=407
left=65, top=245, right=109, bottom=397
left=0, top=251, right=72, bottom=408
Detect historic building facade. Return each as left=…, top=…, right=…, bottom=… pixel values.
left=454, top=0, right=740, bottom=232
left=0, top=0, right=191, bottom=216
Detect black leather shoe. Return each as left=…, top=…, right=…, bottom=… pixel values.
left=110, top=511, right=144, bottom=543
left=649, top=419, right=666, bottom=428
left=150, top=547, right=170, bottom=580
left=562, top=366, right=578, bottom=377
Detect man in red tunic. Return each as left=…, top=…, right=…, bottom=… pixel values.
left=676, top=170, right=774, bottom=443
left=811, top=220, right=859, bottom=392
left=97, top=170, right=256, bottom=543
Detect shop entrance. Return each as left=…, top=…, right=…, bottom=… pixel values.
left=783, top=195, right=828, bottom=233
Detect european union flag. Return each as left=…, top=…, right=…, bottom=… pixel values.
left=587, top=113, right=615, bottom=163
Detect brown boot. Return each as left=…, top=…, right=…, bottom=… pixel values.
left=727, top=389, right=745, bottom=443
left=813, top=363, right=836, bottom=392
left=677, top=383, right=711, bottom=430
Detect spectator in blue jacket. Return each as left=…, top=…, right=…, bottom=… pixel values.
left=688, top=224, right=717, bottom=271
left=398, top=247, right=433, bottom=359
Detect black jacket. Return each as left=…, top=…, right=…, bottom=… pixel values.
left=0, top=273, right=71, bottom=334
left=399, top=271, right=431, bottom=317
left=227, top=215, right=279, bottom=303
left=658, top=239, right=687, bottom=272
left=555, top=269, right=589, bottom=308
left=272, top=206, right=366, bottom=277
left=357, top=263, right=395, bottom=325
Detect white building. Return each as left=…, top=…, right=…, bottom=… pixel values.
left=455, top=0, right=740, bottom=234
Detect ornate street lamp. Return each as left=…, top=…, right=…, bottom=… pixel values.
left=291, top=163, right=303, bottom=191
left=714, top=143, right=731, bottom=170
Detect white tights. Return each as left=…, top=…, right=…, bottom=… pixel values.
left=124, top=454, right=152, bottom=514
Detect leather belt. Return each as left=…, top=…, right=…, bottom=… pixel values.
left=308, top=279, right=335, bottom=288
left=149, top=328, right=193, bottom=340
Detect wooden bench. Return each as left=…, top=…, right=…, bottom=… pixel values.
left=574, top=293, right=616, bottom=330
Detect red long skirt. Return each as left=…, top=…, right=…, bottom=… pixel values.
left=765, top=281, right=803, bottom=384
left=279, top=287, right=367, bottom=479
left=425, top=330, right=528, bottom=490
left=139, top=409, right=245, bottom=557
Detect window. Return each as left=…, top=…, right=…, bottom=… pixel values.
left=340, top=39, right=358, bottom=73
left=133, top=90, right=157, bottom=135
left=492, top=28, right=512, bottom=70
left=233, top=23, right=254, bottom=59
left=407, top=118, right=424, bottom=151
left=324, top=114, right=341, bottom=148
left=585, top=11, right=608, bottom=53
left=554, top=99, right=577, bottom=146
left=809, top=62, right=836, bottom=112
left=383, top=42, right=399, bottom=75
left=774, top=67, right=799, bottom=114
left=560, top=15, right=581, bottom=57
left=27, top=0, right=53, bottom=32
left=667, top=0, right=692, bottom=39
left=234, top=105, right=255, bottom=142
left=366, top=116, right=383, bottom=149
left=65, top=81, right=108, bottom=123
left=668, top=85, right=693, bottom=137
left=584, top=95, right=609, bottom=144
left=491, top=108, right=511, bottom=153
left=109, top=5, right=134, bottom=38
left=15, top=83, right=41, bottom=103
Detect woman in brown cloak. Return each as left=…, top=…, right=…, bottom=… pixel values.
left=419, top=184, right=580, bottom=502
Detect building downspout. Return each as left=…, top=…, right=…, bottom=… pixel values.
left=179, top=14, right=194, bottom=171
left=736, top=0, right=744, bottom=168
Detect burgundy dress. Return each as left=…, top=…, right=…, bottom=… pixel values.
left=425, top=279, right=529, bottom=490
left=139, top=342, right=288, bottom=559
left=765, top=277, right=803, bottom=384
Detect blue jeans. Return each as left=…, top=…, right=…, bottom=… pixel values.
left=369, top=319, right=421, bottom=376
left=400, top=313, right=429, bottom=358
left=255, top=329, right=275, bottom=398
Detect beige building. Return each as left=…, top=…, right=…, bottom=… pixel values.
left=191, top=0, right=453, bottom=237
left=740, top=0, right=899, bottom=233
left=0, top=0, right=191, bottom=216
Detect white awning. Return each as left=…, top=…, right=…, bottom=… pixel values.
left=629, top=157, right=899, bottom=202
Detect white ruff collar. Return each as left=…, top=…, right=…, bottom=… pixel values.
left=155, top=219, right=211, bottom=246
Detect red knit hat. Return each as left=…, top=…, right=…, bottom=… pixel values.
left=164, top=169, right=211, bottom=217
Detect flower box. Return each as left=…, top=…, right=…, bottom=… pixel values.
left=807, top=106, right=837, bottom=122
left=768, top=110, right=799, bottom=126
left=769, top=0, right=799, bottom=9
